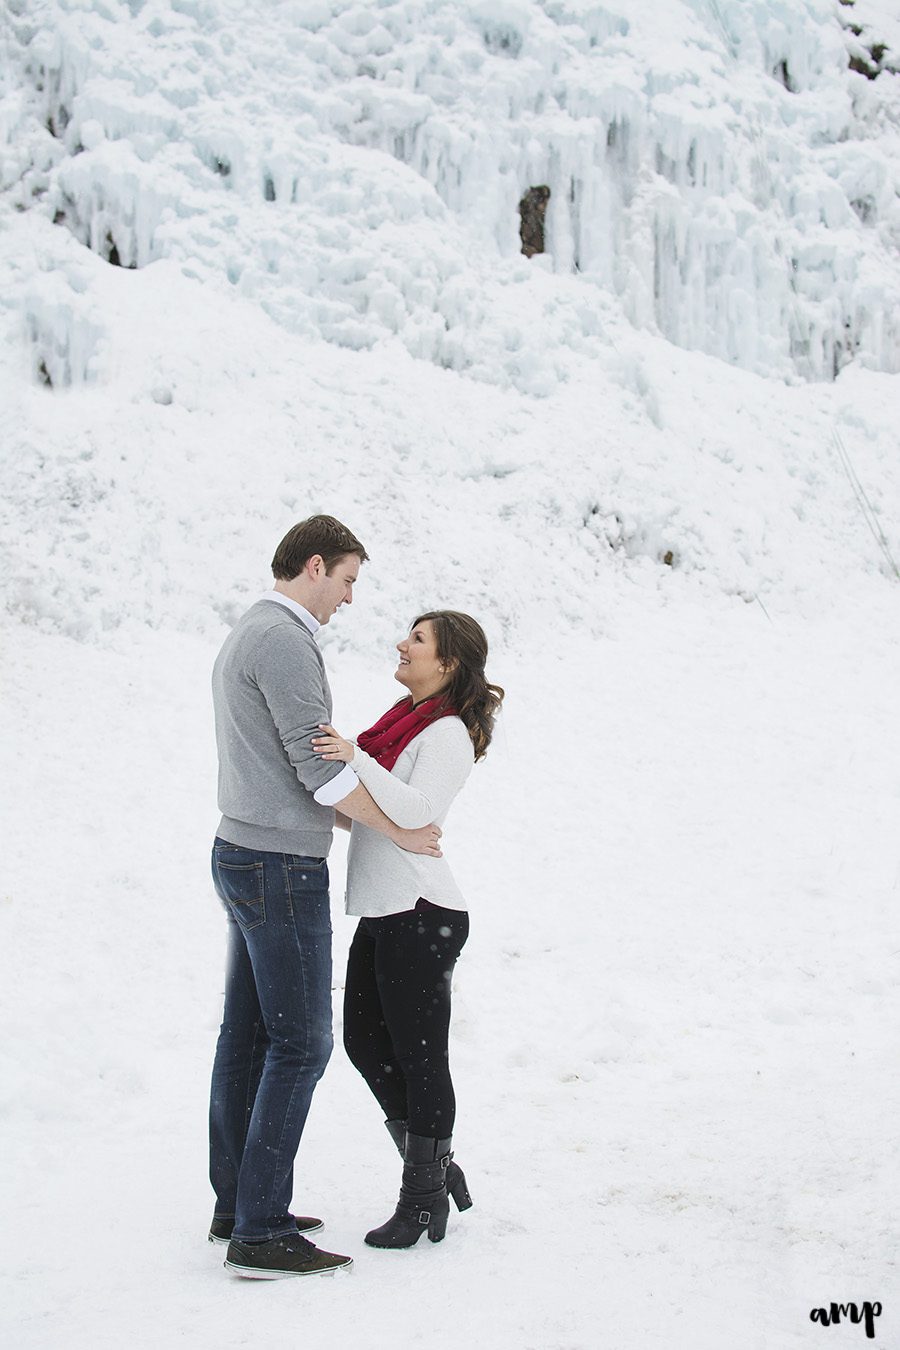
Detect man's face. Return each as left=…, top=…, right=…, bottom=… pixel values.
left=311, top=552, right=360, bottom=624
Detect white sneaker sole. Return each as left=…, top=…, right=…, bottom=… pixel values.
left=224, top=1258, right=353, bottom=1279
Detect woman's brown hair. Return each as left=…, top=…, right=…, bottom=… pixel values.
left=412, top=610, right=504, bottom=761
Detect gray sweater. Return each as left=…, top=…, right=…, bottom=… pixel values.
left=212, top=600, right=346, bottom=856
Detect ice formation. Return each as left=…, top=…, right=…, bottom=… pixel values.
left=3, top=0, right=900, bottom=395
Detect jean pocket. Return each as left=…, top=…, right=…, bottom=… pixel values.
left=216, top=860, right=266, bottom=931
left=286, top=856, right=329, bottom=892
left=287, top=856, right=328, bottom=875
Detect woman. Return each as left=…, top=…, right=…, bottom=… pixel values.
left=312, top=610, right=503, bottom=1248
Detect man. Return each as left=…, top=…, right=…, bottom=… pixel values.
left=208, top=514, right=442, bottom=1279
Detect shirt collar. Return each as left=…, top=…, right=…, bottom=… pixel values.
left=259, top=590, right=320, bottom=635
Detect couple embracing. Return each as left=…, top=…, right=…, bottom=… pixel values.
left=207, top=514, right=504, bottom=1278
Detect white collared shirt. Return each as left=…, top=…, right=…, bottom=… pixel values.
left=259, top=589, right=320, bottom=633
left=259, top=589, right=358, bottom=806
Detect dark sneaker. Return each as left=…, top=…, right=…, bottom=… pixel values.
left=224, top=1233, right=353, bottom=1279
left=208, top=1213, right=323, bottom=1244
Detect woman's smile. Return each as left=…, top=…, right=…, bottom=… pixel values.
left=394, top=622, right=449, bottom=701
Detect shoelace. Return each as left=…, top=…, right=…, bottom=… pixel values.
left=279, top=1234, right=318, bottom=1258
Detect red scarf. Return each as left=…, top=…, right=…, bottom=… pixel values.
left=357, top=695, right=457, bottom=770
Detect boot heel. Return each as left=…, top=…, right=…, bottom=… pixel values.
left=448, top=1167, right=473, bottom=1212
left=367, top=1133, right=455, bottom=1249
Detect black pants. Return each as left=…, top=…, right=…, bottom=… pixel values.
left=343, top=899, right=469, bottom=1138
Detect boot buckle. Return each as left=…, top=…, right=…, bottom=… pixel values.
left=418, top=1210, right=431, bottom=1225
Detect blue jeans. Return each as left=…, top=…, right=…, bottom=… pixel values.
left=208, top=838, right=333, bottom=1242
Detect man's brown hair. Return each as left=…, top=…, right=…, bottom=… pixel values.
left=271, top=515, right=369, bottom=580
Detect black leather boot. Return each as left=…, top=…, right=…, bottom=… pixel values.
left=365, top=1132, right=453, bottom=1247
left=384, top=1119, right=473, bottom=1212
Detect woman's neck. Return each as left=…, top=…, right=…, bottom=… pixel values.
left=407, top=680, right=446, bottom=708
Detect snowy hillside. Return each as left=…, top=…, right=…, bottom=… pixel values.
left=2, top=0, right=900, bottom=646
left=2, top=1, right=900, bottom=1347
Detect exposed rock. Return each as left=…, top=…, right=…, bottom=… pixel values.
left=518, top=185, right=550, bottom=258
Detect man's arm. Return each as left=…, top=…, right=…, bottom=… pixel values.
left=252, top=625, right=360, bottom=800
left=335, top=783, right=442, bottom=856
left=250, top=623, right=438, bottom=851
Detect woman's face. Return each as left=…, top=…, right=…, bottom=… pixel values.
left=395, top=621, right=448, bottom=696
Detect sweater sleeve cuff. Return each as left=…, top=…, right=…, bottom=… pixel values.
left=313, top=764, right=359, bottom=806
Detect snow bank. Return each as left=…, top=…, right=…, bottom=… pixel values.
left=2, top=221, right=899, bottom=649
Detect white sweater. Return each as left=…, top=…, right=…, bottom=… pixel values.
left=345, top=716, right=475, bottom=917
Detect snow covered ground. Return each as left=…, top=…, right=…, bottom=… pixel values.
left=2, top=0, right=900, bottom=1347
left=3, top=596, right=899, bottom=1349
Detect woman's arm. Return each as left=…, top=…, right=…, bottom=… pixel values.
left=334, top=809, right=352, bottom=831
left=313, top=720, right=473, bottom=829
